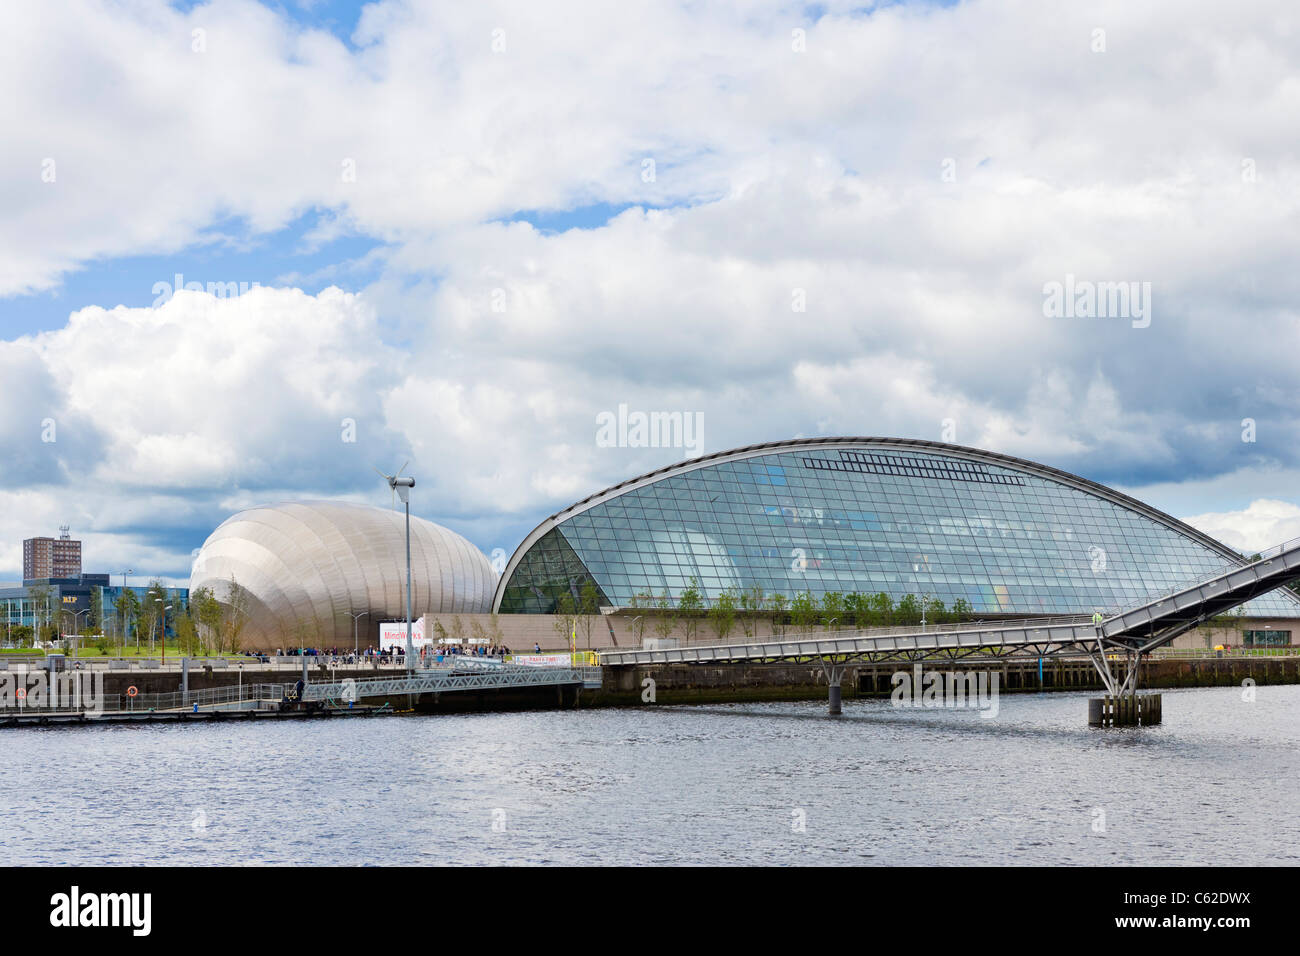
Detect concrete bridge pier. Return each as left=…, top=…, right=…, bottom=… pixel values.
left=1085, top=642, right=1162, bottom=727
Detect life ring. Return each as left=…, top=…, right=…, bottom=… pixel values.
left=126, top=685, right=139, bottom=698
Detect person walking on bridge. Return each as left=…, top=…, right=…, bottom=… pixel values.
left=1092, top=609, right=1104, bottom=627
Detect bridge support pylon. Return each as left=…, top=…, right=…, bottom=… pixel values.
left=819, top=659, right=847, bottom=715
left=1085, top=640, right=1162, bottom=727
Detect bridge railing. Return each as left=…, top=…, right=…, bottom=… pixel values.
left=2, top=682, right=293, bottom=715
left=1099, top=533, right=1300, bottom=620
left=1149, top=645, right=1297, bottom=659
left=594, top=615, right=1097, bottom=658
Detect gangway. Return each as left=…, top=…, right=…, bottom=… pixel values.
left=301, top=662, right=603, bottom=703
left=598, top=535, right=1300, bottom=718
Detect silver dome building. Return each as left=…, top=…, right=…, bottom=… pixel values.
left=190, top=500, right=496, bottom=650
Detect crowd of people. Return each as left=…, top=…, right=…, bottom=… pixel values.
left=421, top=642, right=512, bottom=663
left=241, top=643, right=517, bottom=665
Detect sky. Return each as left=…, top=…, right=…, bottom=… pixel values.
left=2, top=0, right=1299, bottom=587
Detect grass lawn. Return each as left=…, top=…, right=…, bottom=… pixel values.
left=0, top=644, right=185, bottom=657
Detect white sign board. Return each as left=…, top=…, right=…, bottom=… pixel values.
left=512, top=654, right=572, bottom=667
left=379, top=619, right=427, bottom=650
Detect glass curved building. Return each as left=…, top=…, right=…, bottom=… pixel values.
left=494, top=438, right=1300, bottom=619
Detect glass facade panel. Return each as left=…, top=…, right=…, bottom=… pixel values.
left=498, top=446, right=1300, bottom=618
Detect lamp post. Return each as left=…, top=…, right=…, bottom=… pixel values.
left=348, top=611, right=368, bottom=657
left=913, top=563, right=927, bottom=631
left=156, top=599, right=172, bottom=662
left=62, top=608, right=91, bottom=658
left=117, top=569, right=133, bottom=644
left=376, top=464, right=416, bottom=673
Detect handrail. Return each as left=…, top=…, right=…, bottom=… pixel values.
left=1100, top=533, right=1300, bottom=618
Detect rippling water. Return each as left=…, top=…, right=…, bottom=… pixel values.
left=3, top=684, right=1297, bottom=865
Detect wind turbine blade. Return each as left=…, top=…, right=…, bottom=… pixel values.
left=396, top=460, right=409, bottom=478
left=372, top=465, right=390, bottom=480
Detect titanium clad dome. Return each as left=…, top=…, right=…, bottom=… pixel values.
left=190, top=500, right=496, bottom=649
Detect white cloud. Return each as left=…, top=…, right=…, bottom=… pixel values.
left=1183, top=499, right=1300, bottom=555
left=3, top=0, right=1300, bottom=578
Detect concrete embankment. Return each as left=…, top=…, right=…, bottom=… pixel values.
left=581, top=656, right=1300, bottom=708
left=13, top=655, right=1298, bottom=718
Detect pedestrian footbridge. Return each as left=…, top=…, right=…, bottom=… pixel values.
left=597, top=535, right=1300, bottom=713
left=301, top=660, right=603, bottom=704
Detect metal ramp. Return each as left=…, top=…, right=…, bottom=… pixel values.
left=1100, top=534, right=1300, bottom=652
left=597, top=535, right=1300, bottom=704
left=301, top=663, right=602, bottom=702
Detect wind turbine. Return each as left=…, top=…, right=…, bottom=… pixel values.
left=374, top=461, right=410, bottom=510
left=374, top=462, right=416, bottom=671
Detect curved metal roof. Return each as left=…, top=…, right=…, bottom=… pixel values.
left=492, top=437, right=1273, bottom=612
left=191, top=500, right=496, bottom=649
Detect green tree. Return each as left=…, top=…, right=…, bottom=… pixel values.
left=821, top=591, right=844, bottom=630
left=470, top=617, right=488, bottom=648
left=115, top=587, right=142, bottom=649
left=653, top=590, right=676, bottom=640
left=791, top=590, right=818, bottom=632
left=27, top=584, right=53, bottom=645
left=191, top=586, right=221, bottom=654
left=222, top=576, right=251, bottom=653
left=89, top=586, right=103, bottom=633
left=950, top=598, right=973, bottom=623
left=678, top=577, right=703, bottom=643
left=868, top=592, right=894, bottom=627
left=924, top=597, right=947, bottom=625
left=896, top=593, right=921, bottom=626
left=449, top=614, right=467, bottom=647
left=627, top=593, right=652, bottom=644
left=551, top=592, right=577, bottom=648
left=708, top=589, right=737, bottom=642
left=140, top=579, right=168, bottom=652
left=843, top=592, right=865, bottom=627
left=768, top=592, right=789, bottom=637
left=173, top=608, right=200, bottom=656
left=738, top=585, right=764, bottom=639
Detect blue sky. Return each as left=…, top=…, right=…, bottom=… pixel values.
left=3, top=0, right=1300, bottom=586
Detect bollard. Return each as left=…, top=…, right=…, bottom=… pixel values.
left=1088, top=698, right=1103, bottom=726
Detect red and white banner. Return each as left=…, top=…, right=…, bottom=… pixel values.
left=379, top=619, right=427, bottom=650
left=511, top=653, right=572, bottom=667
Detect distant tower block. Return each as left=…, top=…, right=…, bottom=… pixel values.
left=24, top=527, right=82, bottom=580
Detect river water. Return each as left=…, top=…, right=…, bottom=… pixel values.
left=3, top=684, right=1297, bottom=866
